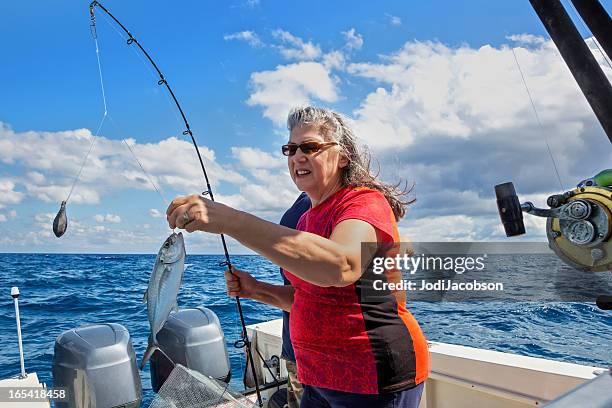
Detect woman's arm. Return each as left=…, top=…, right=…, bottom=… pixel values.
left=225, top=268, right=294, bottom=312
left=167, top=195, right=378, bottom=287
left=227, top=212, right=378, bottom=287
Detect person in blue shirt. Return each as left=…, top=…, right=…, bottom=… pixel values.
left=277, top=192, right=310, bottom=406
left=225, top=192, right=311, bottom=407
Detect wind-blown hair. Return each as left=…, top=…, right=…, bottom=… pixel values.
left=287, top=106, right=413, bottom=220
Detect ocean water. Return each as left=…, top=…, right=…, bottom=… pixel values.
left=0, top=253, right=610, bottom=407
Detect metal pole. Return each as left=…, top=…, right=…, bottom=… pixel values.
left=529, top=0, right=612, bottom=144
left=570, top=0, right=612, bottom=62
left=11, top=287, right=26, bottom=379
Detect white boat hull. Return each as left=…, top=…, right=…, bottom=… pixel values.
left=246, top=319, right=605, bottom=408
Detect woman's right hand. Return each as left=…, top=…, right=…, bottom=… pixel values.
left=224, top=267, right=259, bottom=298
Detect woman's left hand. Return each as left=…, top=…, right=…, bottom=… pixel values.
left=166, top=194, right=237, bottom=234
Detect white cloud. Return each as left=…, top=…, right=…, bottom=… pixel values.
left=119, top=137, right=247, bottom=192
left=322, top=50, right=346, bottom=70
left=18, top=212, right=164, bottom=251
left=342, top=28, right=363, bottom=51
left=218, top=172, right=300, bottom=215
left=247, top=62, right=339, bottom=125
left=245, top=0, right=260, bottom=8
left=149, top=208, right=163, bottom=218
left=231, top=28, right=354, bottom=72
left=95, top=214, right=121, bottom=223
left=507, top=34, right=546, bottom=45
left=34, top=213, right=54, bottom=223
left=386, top=14, right=402, bottom=26
left=9, top=210, right=17, bottom=218
left=239, top=35, right=612, bottom=241
left=339, top=37, right=611, bottom=240
left=400, top=215, right=479, bottom=241
left=586, top=37, right=612, bottom=68
left=224, top=31, right=264, bottom=48
left=399, top=213, right=547, bottom=242
left=27, top=171, right=45, bottom=184
left=6, top=29, right=611, bottom=250
left=272, top=30, right=322, bottom=61
left=225, top=29, right=326, bottom=62
left=231, top=147, right=285, bottom=169
left=0, top=179, right=25, bottom=208
left=27, top=184, right=100, bottom=204
left=0, top=125, right=246, bottom=206
left=214, top=165, right=300, bottom=217
left=0, top=214, right=6, bottom=222
left=347, top=38, right=611, bottom=153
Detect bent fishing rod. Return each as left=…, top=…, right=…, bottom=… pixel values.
left=88, top=2, right=263, bottom=404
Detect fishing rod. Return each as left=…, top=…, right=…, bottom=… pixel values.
left=495, top=1, right=612, bottom=309
left=88, top=2, right=263, bottom=405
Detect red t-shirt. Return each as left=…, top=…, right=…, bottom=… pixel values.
left=284, top=187, right=429, bottom=394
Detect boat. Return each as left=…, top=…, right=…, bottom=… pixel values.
left=1, top=300, right=609, bottom=407
left=1, top=0, right=611, bottom=407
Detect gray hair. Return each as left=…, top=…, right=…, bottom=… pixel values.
left=287, top=106, right=413, bottom=220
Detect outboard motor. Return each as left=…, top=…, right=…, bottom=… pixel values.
left=53, top=323, right=142, bottom=408
left=151, top=307, right=231, bottom=392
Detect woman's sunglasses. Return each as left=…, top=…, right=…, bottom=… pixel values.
left=282, top=141, right=338, bottom=156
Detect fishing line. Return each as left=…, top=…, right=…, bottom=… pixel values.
left=107, top=115, right=170, bottom=206
left=121, top=139, right=169, bottom=205
left=64, top=17, right=110, bottom=203
left=96, top=11, right=186, bottom=131
left=90, top=13, right=170, bottom=207
left=97, top=11, right=158, bottom=80
left=511, top=47, right=565, bottom=192
left=211, top=301, right=242, bottom=407
left=53, top=28, right=111, bottom=237
left=65, top=114, right=106, bottom=202
left=89, top=2, right=263, bottom=405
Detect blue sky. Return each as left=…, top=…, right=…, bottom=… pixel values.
left=0, top=0, right=611, bottom=253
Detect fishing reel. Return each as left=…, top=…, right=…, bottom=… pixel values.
left=495, top=170, right=612, bottom=272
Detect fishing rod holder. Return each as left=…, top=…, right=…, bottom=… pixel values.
left=11, top=287, right=27, bottom=379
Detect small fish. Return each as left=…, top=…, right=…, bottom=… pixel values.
left=140, top=232, right=186, bottom=369
left=53, top=201, right=68, bottom=238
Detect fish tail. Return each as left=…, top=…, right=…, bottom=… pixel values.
left=139, top=336, right=158, bottom=370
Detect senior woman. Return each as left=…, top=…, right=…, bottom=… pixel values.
left=167, top=106, right=429, bottom=407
